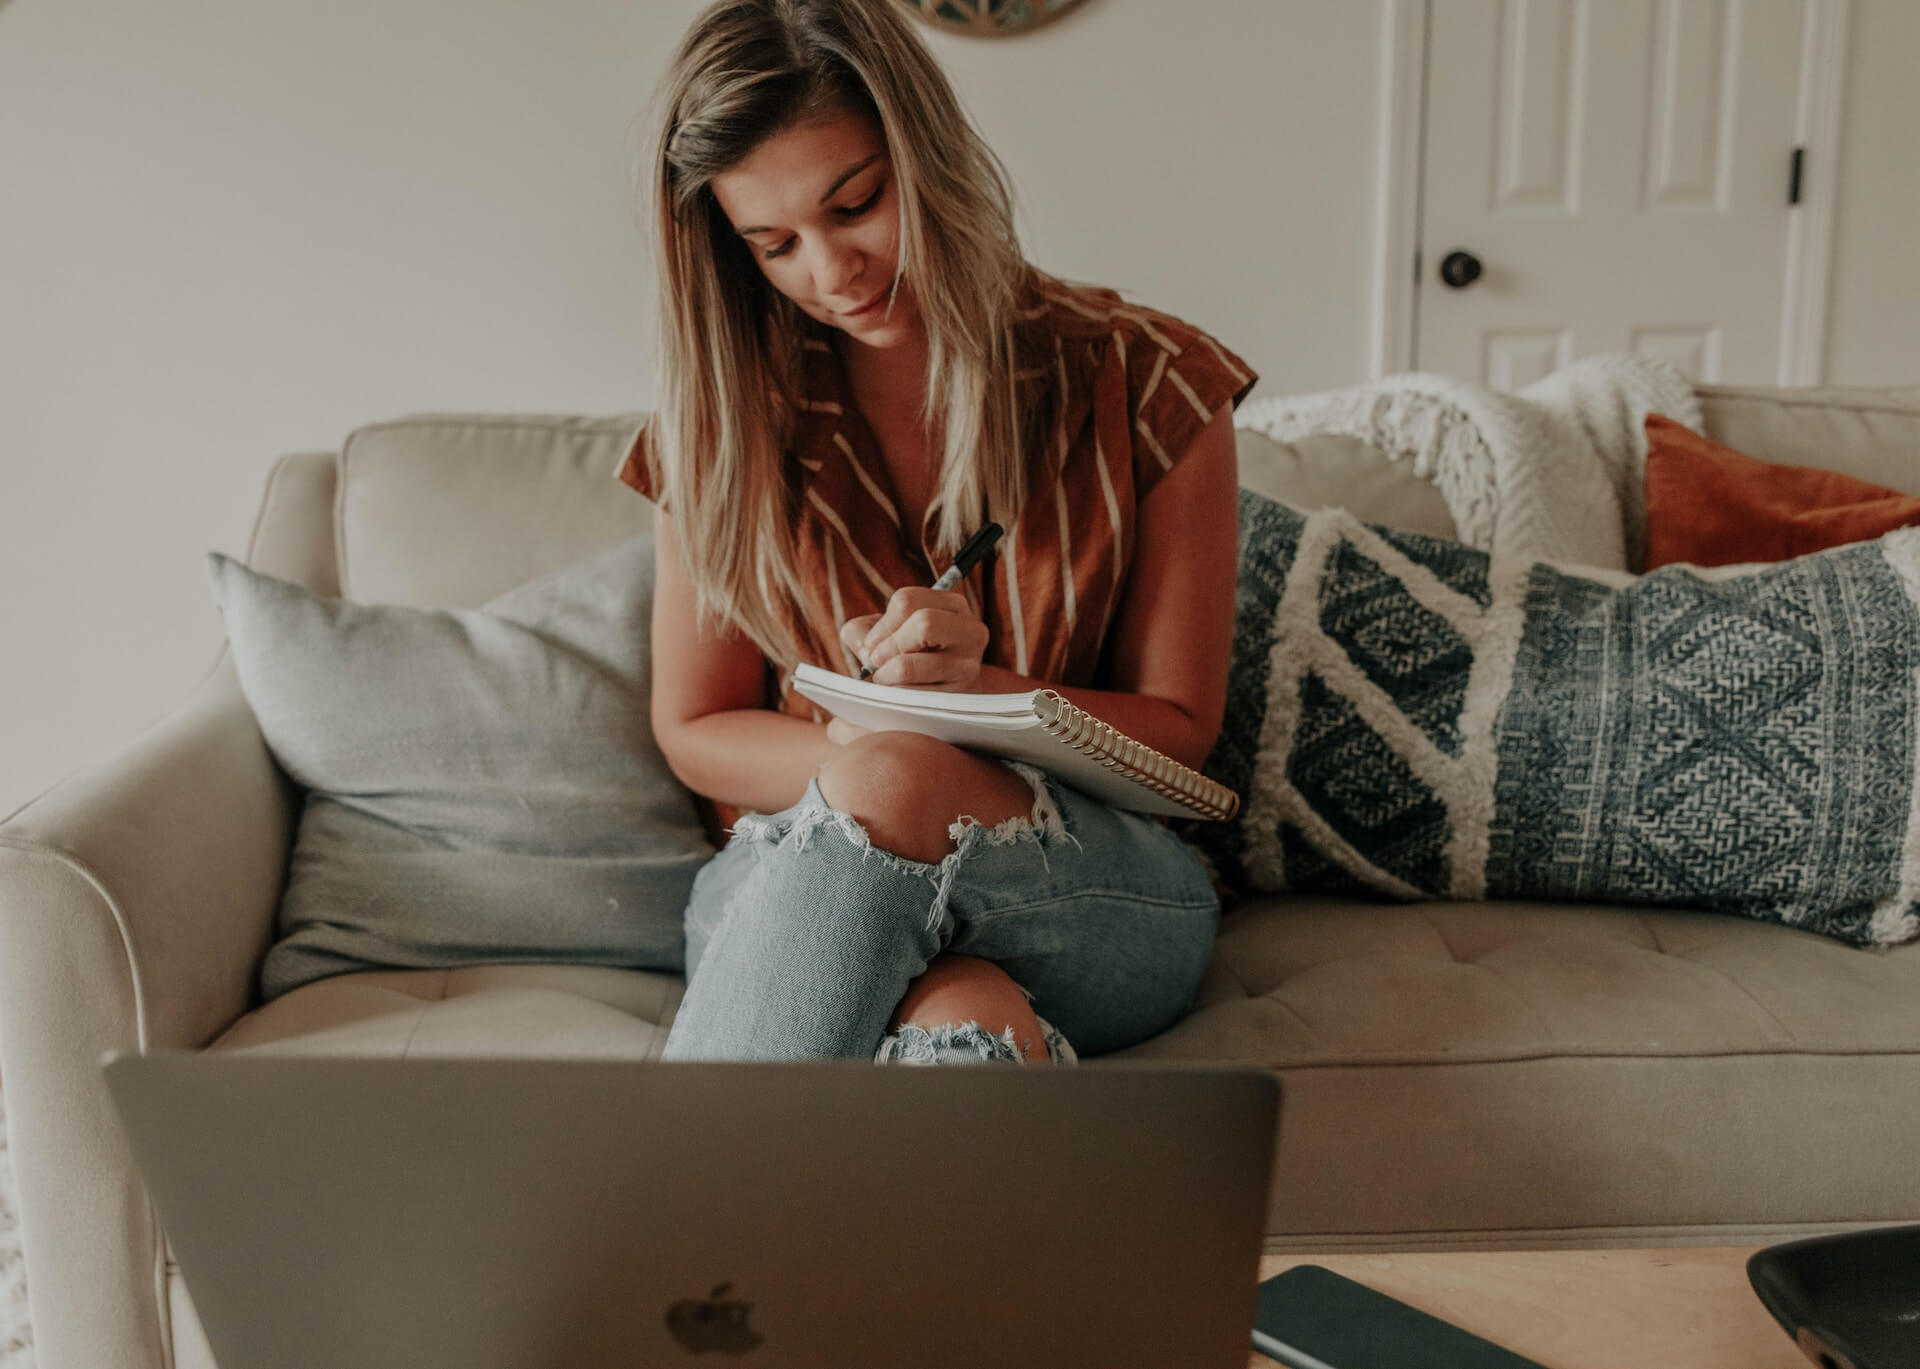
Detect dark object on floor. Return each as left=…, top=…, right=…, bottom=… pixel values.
left=1747, top=1224, right=1920, bottom=1369
left=1252, top=1264, right=1546, bottom=1368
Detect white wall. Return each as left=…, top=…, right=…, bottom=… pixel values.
left=1, top=0, right=1915, bottom=817
left=1824, top=0, right=1920, bottom=387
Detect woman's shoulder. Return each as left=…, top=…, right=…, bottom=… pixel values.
left=1015, top=266, right=1242, bottom=363
left=1016, top=266, right=1258, bottom=476
left=1017, top=268, right=1255, bottom=403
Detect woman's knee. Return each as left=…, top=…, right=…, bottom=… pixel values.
left=816, top=732, right=1033, bottom=864
left=888, top=954, right=1053, bottom=1065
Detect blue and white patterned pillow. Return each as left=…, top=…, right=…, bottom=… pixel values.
left=1182, top=490, right=1920, bottom=947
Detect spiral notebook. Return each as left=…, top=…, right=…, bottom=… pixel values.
left=791, top=664, right=1239, bottom=821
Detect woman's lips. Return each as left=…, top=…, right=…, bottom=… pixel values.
left=841, top=289, right=887, bottom=318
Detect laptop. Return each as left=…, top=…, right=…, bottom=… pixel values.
left=104, top=1053, right=1278, bottom=1369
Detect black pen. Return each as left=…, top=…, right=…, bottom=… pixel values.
left=858, top=521, right=1003, bottom=680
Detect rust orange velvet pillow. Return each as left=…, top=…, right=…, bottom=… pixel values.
left=1643, top=413, right=1920, bottom=569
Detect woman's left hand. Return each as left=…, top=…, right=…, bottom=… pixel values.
left=840, top=586, right=989, bottom=691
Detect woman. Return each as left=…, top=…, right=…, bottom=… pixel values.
left=622, top=0, right=1254, bottom=1065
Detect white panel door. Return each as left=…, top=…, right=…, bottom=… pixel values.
left=1417, top=0, right=1807, bottom=388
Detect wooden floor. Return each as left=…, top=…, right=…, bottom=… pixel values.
left=1248, top=1248, right=1807, bottom=1369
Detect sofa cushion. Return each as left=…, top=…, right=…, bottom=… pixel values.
left=1183, top=490, right=1920, bottom=947
left=1695, top=383, right=1920, bottom=495
left=1235, top=428, right=1458, bottom=540
left=211, top=965, right=683, bottom=1058
left=1644, top=414, right=1920, bottom=569
left=209, top=534, right=714, bottom=999
left=1119, top=893, right=1920, bottom=1244
left=337, top=413, right=654, bottom=608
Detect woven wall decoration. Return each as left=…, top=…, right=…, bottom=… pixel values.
left=893, top=0, right=1089, bottom=38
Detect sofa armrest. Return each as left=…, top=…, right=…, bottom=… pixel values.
left=0, top=653, right=292, bottom=1369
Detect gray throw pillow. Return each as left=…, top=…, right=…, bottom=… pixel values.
left=1180, top=490, right=1920, bottom=948
left=208, top=535, right=714, bottom=999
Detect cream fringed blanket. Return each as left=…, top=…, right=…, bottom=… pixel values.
left=1233, top=352, right=1703, bottom=571
left=0, top=1093, right=29, bottom=1367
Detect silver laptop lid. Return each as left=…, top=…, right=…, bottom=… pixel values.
left=105, top=1054, right=1277, bottom=1369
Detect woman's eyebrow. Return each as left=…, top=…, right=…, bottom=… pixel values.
left=817, top=153, right=881, bottom=203
left=734, top=154, right=883, bottom=236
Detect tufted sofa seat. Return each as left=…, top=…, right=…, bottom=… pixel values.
left=1124, top=897, right=1920, bottom=1245
left=4, top=382, right=1920, bottom=1369
left=213, top=966, right=683, bottom=1061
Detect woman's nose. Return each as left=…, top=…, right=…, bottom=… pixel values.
left=813, top=238, right=864, bottom=300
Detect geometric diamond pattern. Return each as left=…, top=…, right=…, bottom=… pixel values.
left=1493, top=546, right=1920, bottom=947
left=1318, top=540, right=1474, bottom=756
left=1287, top=670, right=1451, bottom=891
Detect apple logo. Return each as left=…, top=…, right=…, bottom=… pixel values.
left=666, top=1282, right=764, bottom=1356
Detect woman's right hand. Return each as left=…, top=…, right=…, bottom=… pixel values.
left=839, top=586, right=989, bottom=691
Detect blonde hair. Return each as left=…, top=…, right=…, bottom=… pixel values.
left=643, top=0, right=1039, bottom=669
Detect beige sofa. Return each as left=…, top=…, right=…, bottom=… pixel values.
left=3, top=381, right=1919, bottom=1369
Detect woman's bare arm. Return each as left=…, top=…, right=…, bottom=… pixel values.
left=650, top=510, right=836, bottom=813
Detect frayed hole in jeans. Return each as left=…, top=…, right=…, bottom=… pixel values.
left=874, top=1020, right=1025, bottom=1065
left=873, top=1015, right=1079, bottom=1066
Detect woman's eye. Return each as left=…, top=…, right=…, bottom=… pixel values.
left=837, top=185, right=883, bottom=218
left=756, top=185, right=881, bottom=260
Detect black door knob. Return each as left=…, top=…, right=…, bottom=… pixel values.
left=1439, top=250, right=1483, bottom=289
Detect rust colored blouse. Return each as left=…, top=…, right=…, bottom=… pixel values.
left=615, top=268, right=1257, bottom=722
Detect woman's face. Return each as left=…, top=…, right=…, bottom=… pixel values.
left=708, top=105, right=919, bottom=350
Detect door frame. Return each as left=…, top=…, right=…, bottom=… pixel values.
left=1368, top=0, right=1852, bottom=385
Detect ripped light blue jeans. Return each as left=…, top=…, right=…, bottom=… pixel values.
left=660, top=762, right=1220, bottom=1064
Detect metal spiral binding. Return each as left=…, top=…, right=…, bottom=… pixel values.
left=1034, top=691, right=1239, bottom=820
